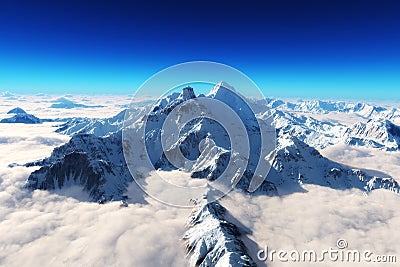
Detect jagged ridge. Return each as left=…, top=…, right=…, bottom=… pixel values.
left=25, top=132, right=133, bottom=202
left=184, top=200, right=256, bottom=267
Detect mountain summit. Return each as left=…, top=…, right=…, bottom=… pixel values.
left=7, top=107, right=27, bottom=114
left=1, top=107, right=41, bottom=124
left=25, top=86, right=400, bottom=203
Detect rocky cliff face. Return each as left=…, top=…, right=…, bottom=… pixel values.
left=137, top=82, right=275, bottom=194
left=26, top=132, right=133, bottom=202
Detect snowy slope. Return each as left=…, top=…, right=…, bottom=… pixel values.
left=26, top=132, right=133, bottom=202
left=26, top=86, right=400, bottom=202
left=266, top=134, right=400, bottom=195
left=261, top=99, right=400, bottom=151
left=127, top=83, right=275, bottom=194
left=184, top=200, right=256, bottom=267
left=262, top=109, right=346, bottom=149
left=343, top=119, right=400, bottom=150
left=55, top=109, right=127, bottom=137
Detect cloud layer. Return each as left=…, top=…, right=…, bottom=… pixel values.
left=222, top=187, right=400, bottom=267
left=1, top=96, right=399, bottom=266
left=0, top=117, right=190, bottom=266
left=0, top=166, right=191, bottom=266
left=322, top=143, right=400, bottom=180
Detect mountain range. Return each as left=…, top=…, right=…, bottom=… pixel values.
left=20, top=83, right=400, bottom=266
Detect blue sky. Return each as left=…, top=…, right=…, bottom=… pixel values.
left=0, top=0, right=399, bottom=100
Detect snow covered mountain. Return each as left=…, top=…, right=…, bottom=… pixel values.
left=50, top=95, right=400, bottom=151
left=7, top=107, right=27, bottom=114
left=124, top=83, right=275, bottom=195
left=54, top=106, right=151, bottom=137
left=261, top=99, right=400, bottom=151
left=266, top=98, right=400, bottom=120
left=262, top=109, right=346, bottom=149
left=26, top=132, right=133, bottom=202
left=55, top=109, right=127, bottom=137
left=23, top=86, right=400, bottom=267
left=50, top=97, right=104, bottom=109
left=184, top=200, right=256, bottom=267
left=343, top=119, right=400, bottom=150
left=267, top=134, right=399, bottom=195
left=25, top=85, right=400, bottom=202
left=1, top=107, right=42, bottom=124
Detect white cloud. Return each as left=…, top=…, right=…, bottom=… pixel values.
left=0, top=123, right=69, bottom=163
left=0, top=117, right=190, bottom=267
left=222, top=186, right=400, bottom=267
left=0, top=188, right=187, bottom=266
left=0, top=93, right=131, bottom=120
left=1, top=96, right=400, bottom=267
left=0, top=176, right=190, bottom=266
left=321, top=143, right=400, bottom=180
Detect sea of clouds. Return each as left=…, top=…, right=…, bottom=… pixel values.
left=322, top=143, right=400, bottom=180
left=0, top=95, right=191, bottom=266
left=0, top=122, right=190, bottom=266
left=1, top=93, right=399, bottom=266
left=223, top=187, right=400, bottom=267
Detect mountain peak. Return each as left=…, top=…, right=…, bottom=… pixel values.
left=179, top=86, right=196, bottom=100
left=7, top=107, right=27, bottom=114
left=208, top=81, right=236, bottom=96
left=50, top=97, right=103, bottom=109
left=184, top=201, right=256, bottom=266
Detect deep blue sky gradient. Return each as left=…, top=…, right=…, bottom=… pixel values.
left=0, top=0, right=399, bottom=100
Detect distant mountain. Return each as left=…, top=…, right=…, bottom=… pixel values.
left=263, top=109, right=346, bottom=149
left=259, top=99, right=400, bottom=151
left=343, top=119, right=400, bottom=150
left=267, top=134, right=399, bottom=195
left=1, top=107, right=42, bottom=124
left=55, top=109, right=128, bottom=137
left=50, top=96, right=400, bottom=151
left=266, top=98, right=400, bottom=122
left=0, top=91, right=15, bottom=97
left=7, top=107, right=27, bottom=114
left=50, top=97, right=104, bottom=109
